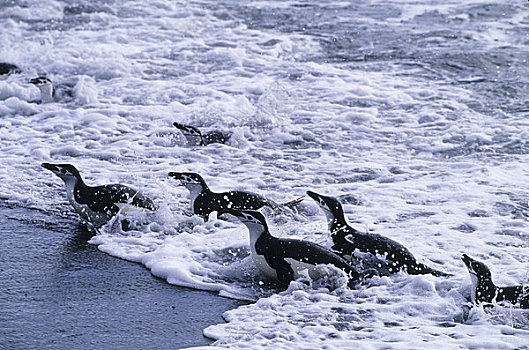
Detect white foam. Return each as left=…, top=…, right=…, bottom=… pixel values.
left=2, top=0, right=529, bottom=348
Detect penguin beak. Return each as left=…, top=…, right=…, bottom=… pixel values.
left=41, top=162, right=57, bottom=172
left=306, top=191, right=319, bottom=201
left=173, top=122, right=200, bottom=135
left=461, top=254, right=474, bottom=271
left=219, top=209, right=254, bottom=224
left=307, top=190, right=328, bottom=208
left=172, top=122, right=186, bottom=130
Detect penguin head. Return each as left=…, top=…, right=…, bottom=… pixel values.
left=30, top=76, right=54, bottom=103
left=222, top=209, right=264, bottom=225
left=307, top=191, right=346, bottom=228
left=173, top=122, right=201, bottom=137
left=168, top=172, right=207, bottom=189
left=30, top=76, right=52, bottom=87
left=173, top=122, right=203, bottom=145
left=41, top=163, right=81, bottom=183
left=462, top=254, right=492, bottom=280
left=220, top=209, right=269, bottom=236
left=462, top=254, right=494, bottom=303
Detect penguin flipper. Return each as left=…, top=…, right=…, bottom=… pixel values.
left=82, top=185, right=156, bottom=216
left=281, top=196, right=305, bottom=209
left=429, top=269, right=452, bottom=277
left=269, top=258, right=295, bottom=290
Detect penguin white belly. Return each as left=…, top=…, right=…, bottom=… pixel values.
left=251, top=253, right=278, bottom=280
left=469, top=273, right=478, bottom=303
left=250, top=253, right=329, bottom=282
left=186, top=184, right=203, bottom=212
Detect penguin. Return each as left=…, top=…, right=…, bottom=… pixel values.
left=30, top=77, right=55, bottom=103
left=461, top=254, right=529, bottom=308
left=173, top=122, right=232, bottom=146
left=168, top=172, right=303, bottom=220
left=307, top=190, right=449, bottom=277
left=222, top=209, right=360, bottom=290
left=42, top=163, right=157, bottom=227
left=0, top=63, right=21, bottom=76
left=29, top=76, right=74, bottom=103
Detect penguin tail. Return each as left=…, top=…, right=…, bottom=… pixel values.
left=409, top=263, right=452, bottom=277
left=281, top=196, right=304, bottom=209
left=429, top=269, right=452, bottom=277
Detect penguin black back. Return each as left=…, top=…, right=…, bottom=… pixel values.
left=0, top=63, right=21, bottom=75
left=42, top=163, right=157, bottom=226
left=307, top=190, right=449, bottom=277
left=168, top=171, right=291, bottom=220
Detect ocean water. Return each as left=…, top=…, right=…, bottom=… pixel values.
left=1, top=0, right=529, bottom=348
left=0, top=201, right=245, bottom=349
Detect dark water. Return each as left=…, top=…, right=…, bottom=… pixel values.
left=0, top=201, right=245, bottom=350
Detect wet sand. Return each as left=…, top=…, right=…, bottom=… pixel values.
left=0, top=201, right=245, bottom=349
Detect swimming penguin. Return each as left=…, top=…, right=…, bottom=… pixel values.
left=0, top=63, right=21, bottom=76
left=30, top=76, right=75, bottom=103
left=461, top=254, right=529, bottom=308
left=307, top=191, right=449, bottom=277
left=42, top=163, right=157, bottom=227
left=30, top=77, right=55, bottom=103
left=173, top=122, right=232, bottom=146
left=222, top=209, right=360, bottom=290
left=168, top=172, right=303, bottom=220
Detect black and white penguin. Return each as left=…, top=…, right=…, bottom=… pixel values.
left=30, top=76, right=75, bottom=103
left=30, top=77, right=55, bottom=103
left=168, top=172, right=303, bottom=220
left=461, top=254, right=529, bottom=308
left=307, top=191, right=449, bottom=277
left=42, top=163, right=157, bottom=227
left=173, top=122, right=232, bottom=146
left=222, top=209, right=360, bottom=290
left=0, top=63, right=21, bottom=76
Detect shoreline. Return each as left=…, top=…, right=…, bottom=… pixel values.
left=0, top=201, right=245, bottom=349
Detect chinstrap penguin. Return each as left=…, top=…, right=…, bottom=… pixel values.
left=173, top=122, right=232, bottom=146
left=30, top=77, right=55, bottom=103
left=30, top=76, right=75, bottom=103
left=222, top=209, right=360, bottom=290
left=168, top=172, right=303, bottom=220
left=307, top=191, right=449, bottom=277
left=461, top=254, right=528, bottom=308
left=42, top=163, right=157, bottom=227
